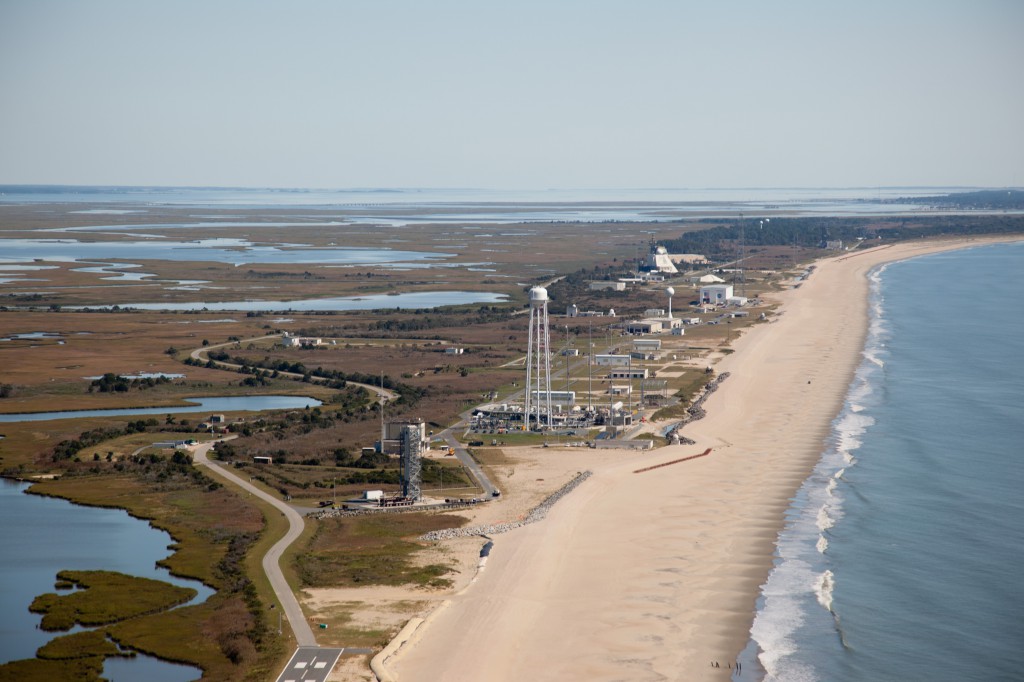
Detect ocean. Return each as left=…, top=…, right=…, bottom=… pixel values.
left=744, top=240, right=1024, bottom=681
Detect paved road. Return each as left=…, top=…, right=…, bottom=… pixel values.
left=192, top=440, right=317, bottom=647
left=275, top=647, right=343, bottom=682
left=441, top=429, right=496, bottom=496
left=189, top=334, right=398, bottom=401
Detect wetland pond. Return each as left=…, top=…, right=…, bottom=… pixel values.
left=0, top=479, right=208, bottom=680
left=74, top=289, right=509, bottom=312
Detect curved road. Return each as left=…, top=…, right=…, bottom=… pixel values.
left=192, top=440, right=317, bottom=647
left=189, top=334, right=397, bottom=401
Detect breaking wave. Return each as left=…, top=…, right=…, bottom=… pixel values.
left=746, top=263, right=889, bottom=681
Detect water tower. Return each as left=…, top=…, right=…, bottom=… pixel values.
left=523, top=286, right=553, bottom=430
left=666, top=286, right=675, bottom=319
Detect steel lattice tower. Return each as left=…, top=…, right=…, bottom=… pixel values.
left=400, top=425, right=422, bottom=500
left=523, top=286, right=553, bottom=430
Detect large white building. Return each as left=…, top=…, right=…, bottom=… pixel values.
left=646, top=245, right=678, bottom=274
left=699, top=284, right=734, bottom=305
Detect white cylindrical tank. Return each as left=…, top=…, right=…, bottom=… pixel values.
left=529, top=286, right=549, bottom=307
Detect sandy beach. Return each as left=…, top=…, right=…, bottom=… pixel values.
left=342, top=237, right=1018, bottom=682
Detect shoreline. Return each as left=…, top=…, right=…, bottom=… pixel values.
left=383, top=236, right=1022, bottom=682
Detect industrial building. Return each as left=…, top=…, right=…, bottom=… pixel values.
left=633, top=338, right=662, bottom=352
left=379, top=418, right=429, bottom=456
left=283, top=335, right=324, bottom=347
left=690, top=274, right=725, bottom=284
left=530, top=390, right=576, bottom=405
left=589, top=281, right=626, bottom=291
left=594, top=354, right=631, bottom=366
left=608, top=368, right=649, bottom=379
left=699, top=284, right=734, bottom=305
left=645, top=245, right=678, bottom=274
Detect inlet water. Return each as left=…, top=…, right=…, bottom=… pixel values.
left=0, top=479, right=207, bottom=680
left=0, top=394, right=322, bottom=423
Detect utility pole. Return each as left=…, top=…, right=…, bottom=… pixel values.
left=565, top=325, right=571, bottom=399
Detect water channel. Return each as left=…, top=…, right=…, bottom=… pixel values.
left=0, top=394, right=323, bottom=423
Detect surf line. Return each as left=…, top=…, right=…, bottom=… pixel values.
left=633, top=448, right=712, bottom=474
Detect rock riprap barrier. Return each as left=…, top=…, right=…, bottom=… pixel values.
left=420, top=470, right=593, bottom=541
left=666, top=371, right=731, bottom=443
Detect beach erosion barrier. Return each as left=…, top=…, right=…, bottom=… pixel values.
left=633, top=448, right=713, bottom=474
left=420, top=470, right=593, bottom=541
left=666, top=371, right=731, bottom=444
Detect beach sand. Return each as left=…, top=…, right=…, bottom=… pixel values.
left=343, top=237, right=1016, bottom=682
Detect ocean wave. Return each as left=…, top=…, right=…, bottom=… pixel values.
left=751, top=559, right=823, bottom=682
left=816, top=506, right=834, bottom=532
left=746, top=258, right=889, bottom=682
left=815, top=570, right=835, bottom=612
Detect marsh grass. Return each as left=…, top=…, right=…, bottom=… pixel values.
left=30, top=571, right=196, bottom=631
left=35, top=630, right=122, bottom=660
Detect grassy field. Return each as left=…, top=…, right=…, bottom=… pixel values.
left=295, top=511, right=468, bottom=589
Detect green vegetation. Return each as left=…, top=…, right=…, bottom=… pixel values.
left=662, top=214, right=1024, bottom=259
left=296, top=513, right=465, bottom=589
left=88, top=373, right=173, bottom=393
left=30, top=571, right=195, bottom=631
left=36, top=630, right=122, bottom=660
left=0, top=656, right=105, bottom=682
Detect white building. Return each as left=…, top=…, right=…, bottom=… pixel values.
left=633, top=338, right=662, bottom=351
left=646, top=245, right=678, bottom=274
left=530, top=390, right=576, bottom=405
left=284, top=335, right=323, bottom=348
left=589, top=281, right=626, bottom=291
left=690, top=274, right=726, bottom=284
left=444, top=347, right=464, bottom=355
left=699, top=284, right=734, bottom=305
left=595, top=354, right=631, bottom=367
left=608, top=368, right=649, bottom=379
left=626, top=319, right=664, bottom=335
left=379, top=418, right=430, bottom=456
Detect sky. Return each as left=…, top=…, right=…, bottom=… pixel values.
left=1, top=0, right=1022, bottom=190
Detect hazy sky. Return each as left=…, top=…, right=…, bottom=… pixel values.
left=1, top=0, right=1022, bottom=189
